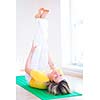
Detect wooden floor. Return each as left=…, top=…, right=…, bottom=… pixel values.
left=16, top=70, right=83, bottom=100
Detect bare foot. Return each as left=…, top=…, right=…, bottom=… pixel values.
left=35, top=8, right=44, bottom=18
left=40, top=8, right=49, bottom=18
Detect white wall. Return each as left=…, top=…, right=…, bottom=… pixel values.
left=16, top=0, right=61, bottom=69
left=60, top=0, right=71, bottom=67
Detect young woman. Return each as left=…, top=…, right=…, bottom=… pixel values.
left=25, top=8, right=71, bottom=95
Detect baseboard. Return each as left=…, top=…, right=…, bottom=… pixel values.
left=62, top=65, right=83, bottom=79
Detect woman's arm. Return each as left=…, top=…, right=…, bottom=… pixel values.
left=25, top=41, right=37, bottom=75
left=48, top=53, right=55, bottom=70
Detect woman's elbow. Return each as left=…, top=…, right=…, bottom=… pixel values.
left=25, top=64, right=29, bottom=73
left=25, top=65, right=31, bottom=75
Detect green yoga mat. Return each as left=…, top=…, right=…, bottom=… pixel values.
left=16, top=76, right=82, bottom=100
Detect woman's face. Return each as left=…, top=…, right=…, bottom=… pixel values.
left=48, top=70, right=63, bottom=83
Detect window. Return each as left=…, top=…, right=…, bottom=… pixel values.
left=60, top=0, right=83, bottom=76
left=70, top=0, right=84, bottom=67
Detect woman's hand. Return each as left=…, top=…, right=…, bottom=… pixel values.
left=48, top=53, right=55, bottom=69
left=31, top=41, right=37, bottom=52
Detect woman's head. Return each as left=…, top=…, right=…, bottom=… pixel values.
left=47, top=80, right=71, bottom=95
